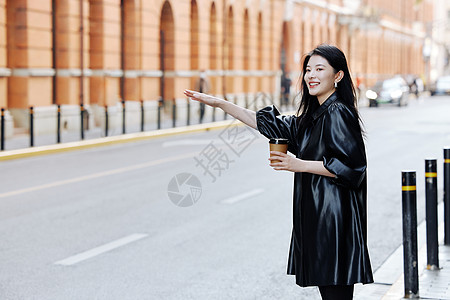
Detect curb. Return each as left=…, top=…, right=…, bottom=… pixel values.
left=0, top=119, right=243, bottom=161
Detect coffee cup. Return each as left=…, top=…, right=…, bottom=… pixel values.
left=269, top=138, right=289, bottom=163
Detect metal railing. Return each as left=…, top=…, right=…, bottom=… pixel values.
left=0, top=92, right=283, bottom=151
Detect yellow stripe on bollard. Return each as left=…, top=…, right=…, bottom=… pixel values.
left=402, top=186, right=416, bottom=191
left=445, top=159, right=450, bottom=163
left=425, top=172, right=437, bottom=177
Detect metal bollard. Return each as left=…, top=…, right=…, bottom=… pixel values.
left=212, top=106, right=216, bottom=122
left=140, top=100, right=144, bottom=132
left=223, top=96, right=230, bottom=120
left=57, top=105, right=61, bottom=143
left=186, top=99, right=190, bottom=126
left=445, top=148, right=450, bottom=245
left=172, top=100, right=176, bottom=128
left=122, top=100, right=126, bottom=134
left=425, top=159, right=439, bottom=269
left=104, top=105, right=109, bottom=137
left=157, top=99, right=162, bottom=130
left=29, top=106, right=34, bottom=147
left=1, top=108, right=5, bottom=150
left=80, top=104, right=85, bottom=140
left=402, top=170, right=419, bottom=298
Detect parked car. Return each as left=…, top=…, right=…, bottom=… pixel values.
left=430, top=75, right=450, bottom=96
left=366, top=77, right=410, bottom=107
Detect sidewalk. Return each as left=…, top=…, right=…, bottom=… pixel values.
left=382, top=239, right=450, bottom=299
left=0, top=117, right=188, bottom=152
left=0, top=116, right=251, bottom=161
left=380, top=198, right=450, bottom=300
left=352, top=199, right=450, bottom=300
left=0, top=103, right=299, bottom=160
left=418, top=245, right=450, bottom=299
left=381, top=245, right=450, bottom=300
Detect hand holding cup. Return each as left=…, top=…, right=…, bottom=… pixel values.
left=269, top=138, right=289, bottom=163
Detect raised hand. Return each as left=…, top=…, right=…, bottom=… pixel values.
left=183, top=89, right=224, bottom=108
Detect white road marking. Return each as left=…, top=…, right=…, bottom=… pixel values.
left=54, top=233, right=148, bottom=266
left=221, top=188, right=264, bottom=205
left=162, top=139, right=224, bottom=147
left=0, top=151, right=198, bottom=199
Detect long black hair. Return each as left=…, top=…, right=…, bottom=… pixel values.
left=296, top=44, right=363, bottom=132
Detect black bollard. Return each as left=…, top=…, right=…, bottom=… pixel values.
left=104, top=105, right=109, bottom=137
left=445, top=148, right=450, bottom=245
left=425, top=159, right=439, bottom=269
left=1, top=108, right=5, bottom=150
left=402, top=170, right=419, bottom=298
left=57, top=105, right=61, bottom=143
left=140, top=100, right=144, bottom=132
left=29, top=106, right=34, bottom=147
left=212, top=106, right=216, bottom=122
left=80, top=104, right=84, bottom=140
left=157, top=98, right=162, bottom=130
left=186, top=99, right=190, bottom=126
left=122, top=100, right=126, bottom=134
left=172, top=99, right=176, bottom=128
left=223, top=96, right=230, bottom=120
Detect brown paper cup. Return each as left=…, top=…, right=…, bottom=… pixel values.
left=269, top=138, right=289, bottom=163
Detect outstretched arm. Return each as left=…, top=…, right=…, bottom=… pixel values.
left=184, top=89, right=257, bottom=129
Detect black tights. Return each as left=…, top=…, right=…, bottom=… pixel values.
left=318, top=285, right=354, bottom=300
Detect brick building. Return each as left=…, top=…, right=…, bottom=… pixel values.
left=0, top=0, right=434, bottom=137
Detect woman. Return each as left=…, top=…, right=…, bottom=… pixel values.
left=184, top=44, right=373, bottom=300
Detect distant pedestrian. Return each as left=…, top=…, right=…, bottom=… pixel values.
left=184, top=44, right=373, bottom=300
left=414, top=77, right=424, bottom=98
left=281, top=74, right=292, bottom=108
left=356, top=76, right=362, bottom=98
left=194, top=70, right=210, bottom=123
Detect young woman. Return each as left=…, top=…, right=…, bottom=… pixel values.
left=184, top=44, right=373, bottom=300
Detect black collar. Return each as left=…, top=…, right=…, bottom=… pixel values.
left=312, top=92, right=338, bottom=121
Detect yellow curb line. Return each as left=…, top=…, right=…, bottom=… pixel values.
left=0, top=119, right=244, bottom=161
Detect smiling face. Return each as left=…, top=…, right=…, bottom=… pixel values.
left=304, top=55, right=342, bottom=104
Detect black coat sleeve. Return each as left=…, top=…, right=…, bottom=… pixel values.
left=256, top=105, right=299, bottom=154
left=322, top=103, right=366, bottom=189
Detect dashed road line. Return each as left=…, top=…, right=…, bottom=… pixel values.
left=221, top=188, right=264, bottom=204
left=54, top=233, right=148, bottom=266
left=0, top=151, right=198, bottom=199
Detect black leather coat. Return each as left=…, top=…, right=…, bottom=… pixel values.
left=256, top=93, right=373, bottom=287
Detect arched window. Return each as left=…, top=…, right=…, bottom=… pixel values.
left=209, top=2, right=218, bottom=93
left=160, top=0, right=175, bottom=101
left=209, top=3, right=217, bottom=70
left=226, top=7, right=233, bottom=71
left=257, top=13, right=262, bottom=70
left=243, top=10, right=249, bottom=93
left=190, top=0, right=199, bottom=71
left=257, top=12, right=262, bottom=91
left=121, top=0, right=140, bottom=101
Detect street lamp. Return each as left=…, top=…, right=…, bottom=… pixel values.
left=423, top=36, right=432, bottom=90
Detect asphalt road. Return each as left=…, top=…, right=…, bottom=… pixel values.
left=0, top=95, right=449, bottom=299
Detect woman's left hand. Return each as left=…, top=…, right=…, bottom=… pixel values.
left=269, top=151, right=303, bottom=172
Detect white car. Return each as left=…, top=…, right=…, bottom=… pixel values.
left=430, top=76, right=450, bottom=96
left=366, top=77, right=410, bottom=107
